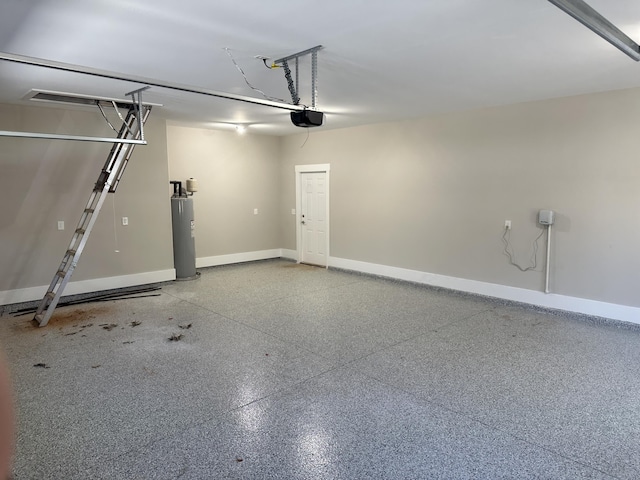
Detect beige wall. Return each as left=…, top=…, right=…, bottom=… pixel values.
left=0, top=103, right=173, bottom=292
left=280, top=88, right=640, bottom=308
left=166, top=124, right=281, bottom=258
left=3, top=86, right=639, bottom=312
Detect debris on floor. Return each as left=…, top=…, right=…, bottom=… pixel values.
left=100, top=323, right=118, bottom=331
left=12, top=286, right=163, bottom=317
left=168, top=333, right=183, bottom=342
left=178, top=323, right=192, bottom=330
left=65, top=323, right=94, bottom=335
left=91, top=365, right=101, bottom=369
left=130, top=320, right=142, bottom=327
left=33, top=363, right=50, bottom=369
left=123, top=341, right=135, bottom=344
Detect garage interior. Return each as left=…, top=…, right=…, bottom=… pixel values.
left=1, top=1, right=640, bottom=478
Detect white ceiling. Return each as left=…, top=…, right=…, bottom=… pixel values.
left=1, top=0, right=640, bottom=135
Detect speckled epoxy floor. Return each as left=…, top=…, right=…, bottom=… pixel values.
left=1, top=259, right=640, bottom=479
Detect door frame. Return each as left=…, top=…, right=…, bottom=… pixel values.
left=295, top=164, right=331, bottom=268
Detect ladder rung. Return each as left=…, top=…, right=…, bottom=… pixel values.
left=45, top=291, right=56, bottom=300
left=84, top=208, right=95, bottom=214
left=66, top=249, right=77, bottom=256
left=34, top=313, right=43, bottom=323
left=56, top=270, right=66, bottom=278
left=75, top=228, right=86, bottom=235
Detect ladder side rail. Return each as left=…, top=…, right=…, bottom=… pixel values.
left=105, top=106, right=141, bottom=188
left=97, top=120, right=134, bottom=189
left=63, top=107, right=143, bottom=264
left=34, top=177, right=113, bottom=326
left=46, top=177, right=113, bottom=299
left=34, top=106, right=149, bottom=327
left=52, top=121, right=140, bottom=295
left=110, top=106, right=151, bottom=192
left=34, top=172, right=122, bottom=326
left=68, top=119, right=140, bottom=263
left=33, top=193, right=101, bottom=321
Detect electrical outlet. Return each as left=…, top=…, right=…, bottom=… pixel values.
left=291, top=208, right=296, bottom=215
left=122, top=217, right=129, bottom=226
left=504, top=220, right=511, bottom=230
left=57, top=221, right=64, bottom=231
left=254, top=208, right=258, bottom=215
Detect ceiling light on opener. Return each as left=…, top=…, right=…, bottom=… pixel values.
left=548, top=0, right=640, bottom=61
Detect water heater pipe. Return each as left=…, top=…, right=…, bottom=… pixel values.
left=545, top=225, right=552, bottom=294
left=169, top=181, right=183, bottom=197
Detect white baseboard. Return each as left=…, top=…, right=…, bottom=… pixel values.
left=0, top=269, right=176, bottom=306
left=329, top=257, right=640, bottom=325
left=7, top=252, right=636, bottom=325
left=2, top=248, right=292, bottom=306
left=280, top=249, right=298, bottom=261
left=197, top=249, right=284, bottom=268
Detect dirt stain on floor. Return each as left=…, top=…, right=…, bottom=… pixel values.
left=280, top=263, right=318, bottom=270
left=11, top=305, right=112, bottom=333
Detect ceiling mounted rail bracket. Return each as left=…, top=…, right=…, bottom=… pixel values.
left=126, top=86, right=151, bottom=142
left=547, top=0, right=640, bottom=61
left=274, top=45, right=323, bottom=109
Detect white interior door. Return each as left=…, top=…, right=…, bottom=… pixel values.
left=300, top=171, right=328, bottom=266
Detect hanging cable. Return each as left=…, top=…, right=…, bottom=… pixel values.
left=223, top=47, right=288, bottom=103
left=96, top=101, right=136, bottom=137
left=300, top=128, right=310, bottom=148
left=112, top=101, right=136, bottom=137
left=112, top=194, right=120, bottom=253
left=97, top=102, right=118, bottom=133
left=502, top=227, right=545, bottom=272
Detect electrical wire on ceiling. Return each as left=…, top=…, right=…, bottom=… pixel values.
left=300, top=127, right=310, bottom=148
left=262, top=59, right=280, bottom=69
left=502, top=227, right=545, bottom=272
left=223, top=47, right=288, bottom=103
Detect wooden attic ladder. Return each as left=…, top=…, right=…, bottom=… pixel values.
left=34, top=99, right=152, bottom=327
